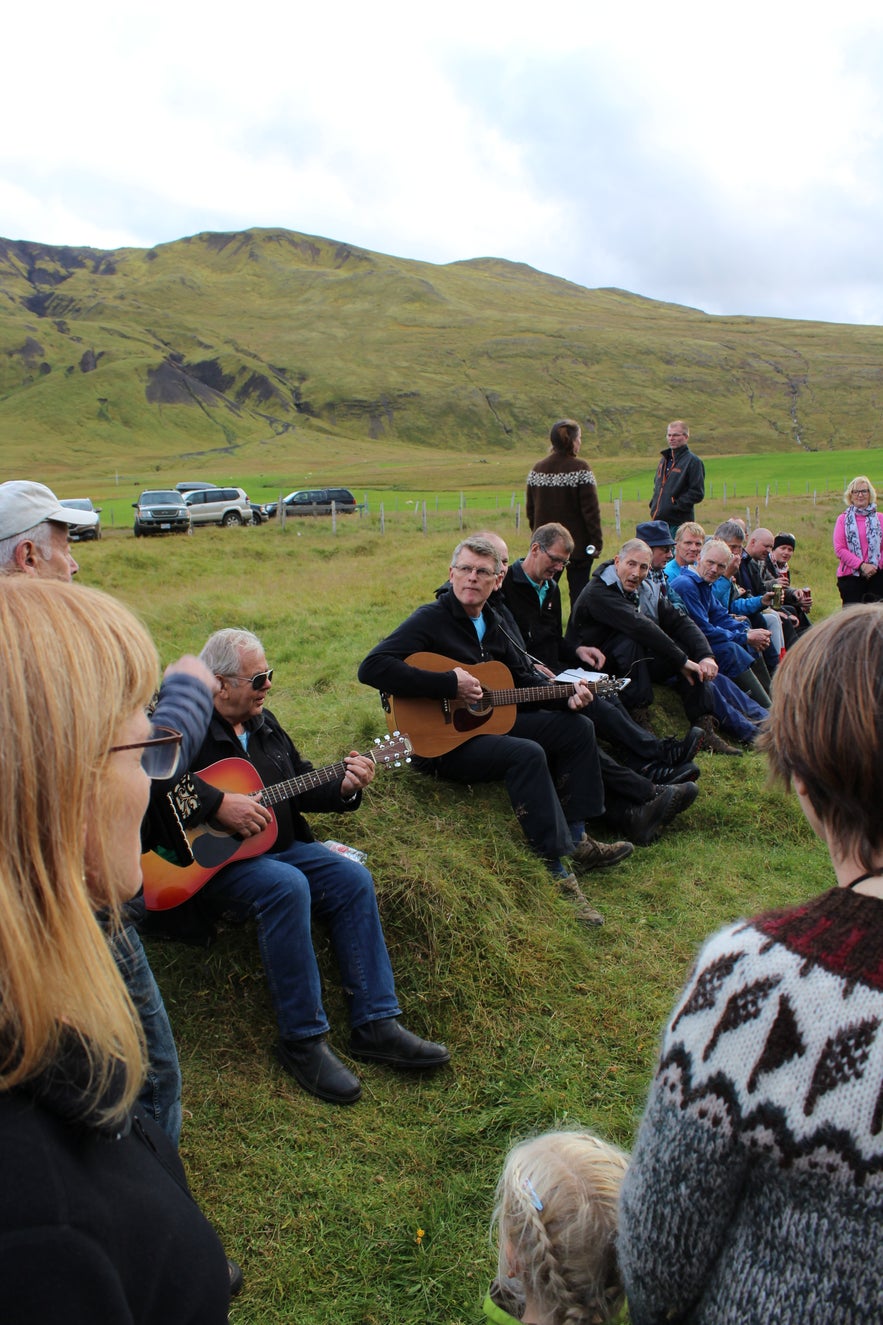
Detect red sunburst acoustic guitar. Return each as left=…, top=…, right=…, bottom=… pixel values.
left=384, top=653, right=629, bottom=757
left=141, top=733, right=411, bottom=911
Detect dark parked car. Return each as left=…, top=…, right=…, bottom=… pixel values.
left=249, top=502, right=268, bottom=525
left=175, top=481, right=218, bottom=494
left=59, top=497, right=101, bottom=541
left=265, top=488, right=358, bottom=518
left=133, top=490, right=191, bottom=537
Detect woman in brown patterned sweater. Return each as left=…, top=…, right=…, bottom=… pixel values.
left=618, top=604, right=883, bottom=1324
left=526, top=419, right=603, bottom=610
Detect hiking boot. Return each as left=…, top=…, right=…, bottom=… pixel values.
left=639, top=759, right=700, bottom=785
left=660, top=726, right=704, bottom=767
left=571, top=835, right=634, bottom=872
left=616, top=789, right=677, bottom=846
left=652, top=780, right=699, bottom=824
left=558, top=873, right=604, bottom=926
left=697, top=714, right=743, bottom=756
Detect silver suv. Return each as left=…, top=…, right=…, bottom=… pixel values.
left=184, top=486, right=252, bottom=527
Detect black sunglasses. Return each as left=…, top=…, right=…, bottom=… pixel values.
left=230, top=669, right=274, bottom=691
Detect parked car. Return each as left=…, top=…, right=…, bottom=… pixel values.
left=59, top=497, right=101, bottom=541
left=249, top=502, right=268, bottom=525
left=184, top=486, right=252, bottom=527
left=175, top=481, right=218, bottom=494
left=265, top=488, right=358, bottom=518
left=133, top=490, right=191, bottom=537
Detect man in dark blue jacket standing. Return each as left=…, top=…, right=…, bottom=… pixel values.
left=649, top=420, right=705, bottom=536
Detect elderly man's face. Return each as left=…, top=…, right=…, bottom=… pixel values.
left=614, top=547, right=651, bottom=594
left=666, top=426, right=689, bottom=450
left=746, top=530, right=774, bottom=560
left=698, top=548, right=731, bottom=584
left=28, top=522, right=79, bottom=581
left=649, top=543, right=673, bottom=570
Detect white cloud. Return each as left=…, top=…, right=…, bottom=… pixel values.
left=3, top=0, right=883, bottom=321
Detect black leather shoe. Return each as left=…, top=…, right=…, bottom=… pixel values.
left=653, top=779, right=699, bottom=824
left=227, top=1258, right=244, bottom=1298
left=275, top=1035, right=362, bottom=1104
left=617, top=787, right=678, bottom=846
left=349, top=1018, right=451, bottom=1070
left=639, top=758, right=699, bottom=785
left=661, top=725, right=704, bottom=767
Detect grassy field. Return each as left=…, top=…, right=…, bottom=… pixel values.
left=64, top=445, right=883, bottom=536
left=66, top=485, right=846, bottom=1324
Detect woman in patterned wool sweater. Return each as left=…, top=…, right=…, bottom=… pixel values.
left=618, top=604, right=883, bottom=1324
left=526, top=419, right=603, bottom=609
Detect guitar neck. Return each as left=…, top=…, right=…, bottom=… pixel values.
left=260, top=760, right=350, bottom=808
left=485, top=682, right=587, bottom=706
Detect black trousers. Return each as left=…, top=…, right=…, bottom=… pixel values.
left=601, top=632, right=715, bottom=723
left=415, top=708, right=603, bottom=860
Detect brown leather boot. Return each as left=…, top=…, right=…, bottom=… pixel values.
left=697, top=714, right=743, bottom=756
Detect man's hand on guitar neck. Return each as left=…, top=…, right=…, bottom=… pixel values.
left=567, top=681, right=593, bottom=712
left=215, top=791, right=273, bottom=838
left=340, top=752, right=376, bottom=798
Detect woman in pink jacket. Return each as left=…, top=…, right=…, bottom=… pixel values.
left=833, top=475, right=883, bottom=604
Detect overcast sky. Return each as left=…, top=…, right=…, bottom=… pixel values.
left=4, top=0, right=883, bottom=325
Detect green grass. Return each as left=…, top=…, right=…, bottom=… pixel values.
left=65, top=491, right=841, bottom=1323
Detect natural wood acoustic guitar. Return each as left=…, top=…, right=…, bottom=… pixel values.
left=384, top=652, right=628, bottom=757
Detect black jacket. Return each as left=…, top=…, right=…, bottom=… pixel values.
left=497, top=560, right=580, bottom=674
left=0, top=1045, right=228, bottom=1323
left=187, top=708, right=361, bottom=853
left=358, top=590, right=542, bottom=700
left=649, top=446, right=705, bottom=525
left=569, top=560, right=712, bottom=672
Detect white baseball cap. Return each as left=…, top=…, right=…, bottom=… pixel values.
left=0, top=480, right=99, bottom=540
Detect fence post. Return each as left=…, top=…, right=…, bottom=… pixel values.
left=614, top=498, right=622, bottom=536
left=723, top=482, right=727, bottom=506
left=765, top=485, right=770, bottom=506
left=331, top=500, right=337, bottom=534
left=380, top=502, right=385, bottom=534
left=515, top=503, right=521, bottom=532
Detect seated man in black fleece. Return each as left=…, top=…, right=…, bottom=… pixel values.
left=494, top=523, right=702, bottom=784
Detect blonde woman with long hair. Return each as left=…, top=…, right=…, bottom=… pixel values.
left=0, top=577, right=228, bottom=1321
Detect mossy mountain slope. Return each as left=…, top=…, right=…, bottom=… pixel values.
left=1, top=226, right=882, bottom=473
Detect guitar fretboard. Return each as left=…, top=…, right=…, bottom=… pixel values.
left=260, top=761, right=349, bottom=807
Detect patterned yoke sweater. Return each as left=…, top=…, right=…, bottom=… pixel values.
left=618, top=887, right=883, bottom=1324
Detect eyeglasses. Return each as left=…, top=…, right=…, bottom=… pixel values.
left=109, top=725, right=182, bottom=780
left=451, top=564, right=496, bottom=580
left=543, top=550, right=570, bottom=568
left=229, top=669, right=274, bottom=690
left=852, top=489, right=871, bottom=496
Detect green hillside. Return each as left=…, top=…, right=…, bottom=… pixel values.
left=1, top=226, right=883, bottom=479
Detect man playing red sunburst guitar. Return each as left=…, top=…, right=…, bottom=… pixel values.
left=359, top=535, right=638, bottom=928
left=157, top=627, right=449, bottom=1106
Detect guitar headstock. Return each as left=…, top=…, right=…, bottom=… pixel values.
left=594, top=676, right=631, bottom=698
left=370, top=731, right=413, bottom=768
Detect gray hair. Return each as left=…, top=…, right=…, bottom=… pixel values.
left=450, top=536, right=501, bottom=574
left=617, top=538, right=651, bottom=559
left=713, top=521, right=745, bottom=544
left=0, top=522, right=55, bottom=572
left=200, top=628, right=264, bottom=677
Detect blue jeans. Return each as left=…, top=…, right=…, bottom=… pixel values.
left=198, top=841, right=401, bottom=1041
left=112, top=922, right=183, bottom=1146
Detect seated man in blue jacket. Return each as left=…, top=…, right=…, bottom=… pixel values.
left=670, top=540, right=772, bottom=709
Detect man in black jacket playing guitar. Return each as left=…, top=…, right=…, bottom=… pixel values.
left=358, top=536, right=636, bottom=923
left=174, top=627, right=449, bottom=1106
